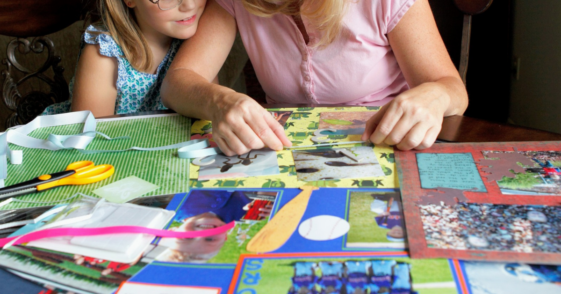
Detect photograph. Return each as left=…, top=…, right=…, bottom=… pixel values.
left=153, top=190, right=279, bottom=264
left=464, top=261, right=561, bottom=294
left=346, top=191, right=407, bottom=249
left=293, top=147, right=385, bottom=182
left=0, top=245, right=147, bottom=294
left=232, top=255, right=458, bottom=294
left=318, top=112, right=375, bottom=134
left=420, top=203, right=561, bottom=253
left=197, top=150, right=280, bottom=180
left=482, top=150, right=561, bottom=195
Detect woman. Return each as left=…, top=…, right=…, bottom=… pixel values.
left=162, top=0, right=468, bottom=155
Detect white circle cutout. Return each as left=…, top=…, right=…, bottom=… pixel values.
left=298, top=215, right=350, bottom=241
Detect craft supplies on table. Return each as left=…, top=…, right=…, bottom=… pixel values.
left=2, top=114, right=192, bottom=210
left=0, top=161, right=114, bottom=200
left=0, top=107, right=559, bottom=294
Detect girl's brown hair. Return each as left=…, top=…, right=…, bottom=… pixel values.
left=99, top=0, right=153, bottom=72
left=241, top=0, right=349, bottom=48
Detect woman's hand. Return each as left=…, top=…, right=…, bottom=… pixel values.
left=361, top=0, right=468, bottom=150
left=362, top=81, right=450, bottom=150
left=210, top=92, right=292, bottom=156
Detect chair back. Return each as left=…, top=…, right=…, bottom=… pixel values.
left=0, top=0, right=97, bottom=128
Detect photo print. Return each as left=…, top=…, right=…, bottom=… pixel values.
left=152, top=190, right=278, bottom=264
left=420, top=203, right=561, bottom=253
left=231, top=254, right=458, bottom=294
left=271, top=111, right=293, bottom=127
left=464, top=261, right=561, bottom=294
left=346, top=191, right=406, bottom=249
left=293, top=147, right=385, bottom=182
left=318, top=112, right=375, bottom=134
left=197, top=150, right=280, bottom=180
left=0, top=245, right=147, bottom=294
left=482, top=150, right=561, bottom=195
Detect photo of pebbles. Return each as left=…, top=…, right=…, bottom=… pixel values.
left=419, top=203, right=561, bottom=252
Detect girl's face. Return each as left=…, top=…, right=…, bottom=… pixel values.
left=128, top=0, right=207, bottom=41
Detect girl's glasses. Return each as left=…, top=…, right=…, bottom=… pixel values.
left=149, top=0, right=183, bottom=11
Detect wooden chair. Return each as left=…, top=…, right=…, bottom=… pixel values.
left=0, top=0, right=96, bottom=128
left=453, top=0, right=494, bottom=84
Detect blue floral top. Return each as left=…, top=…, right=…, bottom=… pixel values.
left=42, top=25, right=182, bottom=115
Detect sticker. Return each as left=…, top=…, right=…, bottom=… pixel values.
left=93, top=176, right=160, bottom=203
left=298, top=215, right=350, bottom=241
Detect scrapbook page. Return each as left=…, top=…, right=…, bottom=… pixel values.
left=396, top=141, right=561, bottom=264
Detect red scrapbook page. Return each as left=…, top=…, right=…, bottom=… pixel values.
left=396, top=141, right=561, bottom=264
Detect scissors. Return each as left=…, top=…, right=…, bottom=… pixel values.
left=0, top=161, right=114, bottom=200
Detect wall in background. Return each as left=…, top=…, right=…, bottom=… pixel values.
left=509, top=0, right=561, bottom=134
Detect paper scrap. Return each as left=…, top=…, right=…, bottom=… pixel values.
left=417, top=153, right=486, bottom=192
left=298, top=215, right=349, bottom=241
left=93, top=176, right=159, bottom=203
left=478, top=151, right=535, bottom=182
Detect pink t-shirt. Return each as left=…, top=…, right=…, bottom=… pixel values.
left=216, top=0, right=417, bottom=106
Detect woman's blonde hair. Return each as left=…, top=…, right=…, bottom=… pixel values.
left=98, top=0, right=153, bottom=72
left=241, top=0, right=349, bottom=48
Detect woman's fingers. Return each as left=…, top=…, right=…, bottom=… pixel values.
left=362, top=107, right=387, bottom=141
left=212, top=95, right=293, bottom=155
left=213, top=136, right=235, bottom=157
left=395, top=121, right=432, bottom=150
left=368, top=101, right=405, bottom=145
left=262, top=110, right=292, bottom=148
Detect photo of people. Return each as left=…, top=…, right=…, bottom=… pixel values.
left=346, top=191, right=406, bottom=249
left=153, top=190, right=278, bottom=263
left=482, top=150, right=561, bottom=195
left=231, top=255, right=456, bottom=294
left=464, top=261, right=561, bottom=293
left=420, top=203, right=561, bottom=252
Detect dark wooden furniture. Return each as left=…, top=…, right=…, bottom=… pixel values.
left=0, top=0, right=96, bottom=127
left=453, top=0, right=494, bottom=84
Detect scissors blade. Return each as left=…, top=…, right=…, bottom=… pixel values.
left=0, top=187, right=38, bottom=201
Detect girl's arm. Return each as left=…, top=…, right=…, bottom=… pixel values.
left=162, top=0, right=291, bottom=156
left=70, top=44, right=118, bottom=117
left=362, top=0, right=468, bottom=150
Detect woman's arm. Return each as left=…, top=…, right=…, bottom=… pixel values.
left=362, top=0, right=468, bottom=150
left=70, top=44, right=118, bottom=117
left=162, top=0, right=291, bottom=156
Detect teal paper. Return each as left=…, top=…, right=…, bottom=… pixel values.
left=93, top=176, right=160, bottom=203
left=417, top=153, right=486, bottom=192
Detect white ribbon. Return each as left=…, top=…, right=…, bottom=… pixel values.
left=0, top=111, right=220, bottom=188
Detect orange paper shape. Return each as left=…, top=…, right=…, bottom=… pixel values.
left=246, top=186, right=318, bottom=253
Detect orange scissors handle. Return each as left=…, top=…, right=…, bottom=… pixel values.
left=65, top=160, right=94, bottom=172
left=37, top=164, right=115, bottom=191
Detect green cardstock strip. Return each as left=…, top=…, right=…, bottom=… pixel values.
left=92, top=176, right=160, bottom=203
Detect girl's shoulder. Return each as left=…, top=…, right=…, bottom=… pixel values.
left=83, top=24, right=123, bottom=58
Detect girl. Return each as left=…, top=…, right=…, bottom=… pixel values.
left=161, top=0, right=468, bottom=153
left=43, top=0, right=208, bottom=117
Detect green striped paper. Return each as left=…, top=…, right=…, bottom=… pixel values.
left=3, top=115, right=191, bottom=210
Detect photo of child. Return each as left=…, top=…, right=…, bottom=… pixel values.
left=154, top=190, right=278, bottom=263
left=346, top=191, right=406, bottom=249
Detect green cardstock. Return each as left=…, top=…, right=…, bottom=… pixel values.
left=93, top=176, right=160, bottom=203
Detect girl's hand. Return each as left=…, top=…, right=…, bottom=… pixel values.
left=210, top=92, right=292, bottom=156
left=361, top=82, right=449, bottom=150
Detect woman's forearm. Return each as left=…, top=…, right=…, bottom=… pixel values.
left=433, top=76, right=469, bottom=117
left=161, top=67, right=236, bottom=121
